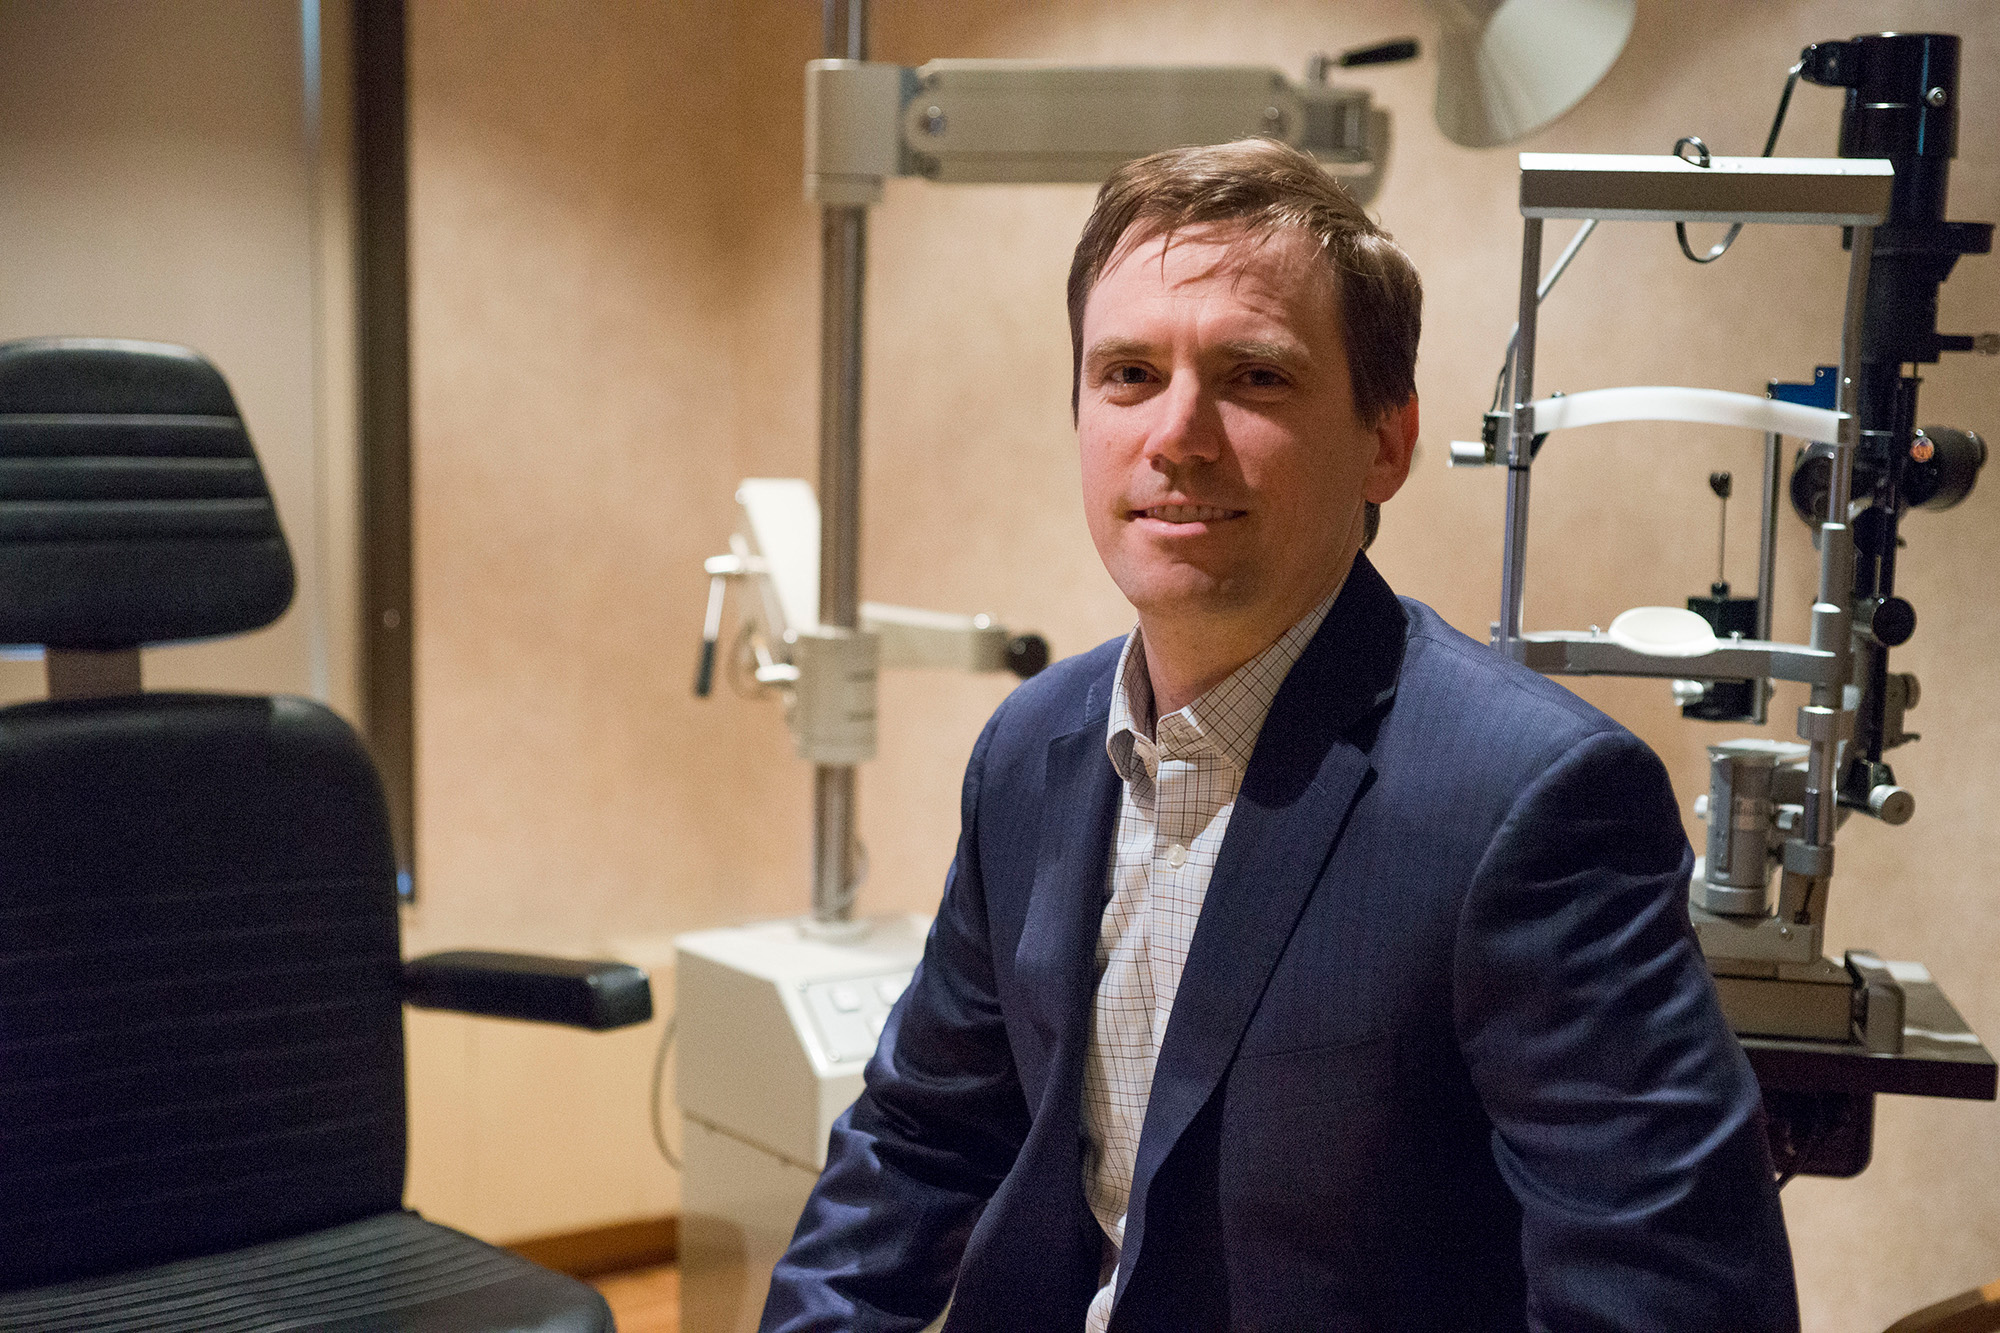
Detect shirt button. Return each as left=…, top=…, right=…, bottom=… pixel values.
left=1166, top=843, right=1188, bottom=868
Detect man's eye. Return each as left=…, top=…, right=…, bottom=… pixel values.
left=1110, top=365, right=1154, bottom=385
left=1242, top=367, right=1288, bottom=388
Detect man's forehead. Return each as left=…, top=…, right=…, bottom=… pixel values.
left=1099, top=221, right=1329, bottom=294
left=1084, top=223, right=1337, bottom=344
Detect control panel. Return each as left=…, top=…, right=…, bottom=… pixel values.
left=802, top=970, right=913, bottom=1065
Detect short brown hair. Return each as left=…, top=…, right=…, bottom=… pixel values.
left=1067, top=138, right=1421, bottom=427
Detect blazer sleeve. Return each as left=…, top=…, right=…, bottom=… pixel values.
left=760, top=708, right=1033, bottom=1333
left=1453, top=727, right=1801, bottom=1333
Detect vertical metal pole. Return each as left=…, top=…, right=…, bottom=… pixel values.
left=1829, top=228, right=1873, bottom=540
left=812, top=0, right=867, bottom=925
left=819, top=206, right=865, bottom=631
left=354, top=0, right=417, bottom=902
left=1802, top=225, right=1874, bottom=852
left=1751, top=429, right=1781, bottom=723
left=845, top=0, right=866, bottom=58
left=1497, top=216, right=1543, bottom=648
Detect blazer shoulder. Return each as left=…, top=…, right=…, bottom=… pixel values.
left=1393, top=596, right=1637, bottom=761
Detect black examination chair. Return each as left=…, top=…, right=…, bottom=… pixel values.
left=0, top=337, right=651, bottom=1331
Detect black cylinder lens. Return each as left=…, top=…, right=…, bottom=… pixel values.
left=1906, top=426, right=1987, bottom=510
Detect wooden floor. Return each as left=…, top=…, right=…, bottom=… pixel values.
left=592, top=1263, right=680, bottom=1333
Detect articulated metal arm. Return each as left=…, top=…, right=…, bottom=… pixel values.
left=805, top=58, right=1391, bottom=204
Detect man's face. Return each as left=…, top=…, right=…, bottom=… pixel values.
left=1076, top=224, right=1416, bottom=643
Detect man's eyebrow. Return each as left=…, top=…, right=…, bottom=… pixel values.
left=1081, top=336, right=1155, bottom=368
left=1216, top=338, right=1310, bottom=369
left=1082, top=337, right=1311, bottom=369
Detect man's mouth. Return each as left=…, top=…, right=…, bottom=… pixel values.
left=1134, top=504, right=1242, bottom=523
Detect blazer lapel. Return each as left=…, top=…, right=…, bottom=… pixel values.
left=1117, top=556, right=1410, bottom=1290
left=1013, top=671, right=1120, bottom=1115
left=956, top=704, right=1120, bottom=1333
left=961, top=675, right=1120, bottom=1330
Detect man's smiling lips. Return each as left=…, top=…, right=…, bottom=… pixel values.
left=1129, top=503, right=1246, bottom=526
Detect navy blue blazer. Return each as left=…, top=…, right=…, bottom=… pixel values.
left=763, top=556, right=1798, bottom=1332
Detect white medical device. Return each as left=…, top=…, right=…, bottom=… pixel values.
left=676, top=916, right=928, bottom=1333
left=697, top=478, right=1045, bottom=776
left=1451, top=142, right=1994, bottom=1182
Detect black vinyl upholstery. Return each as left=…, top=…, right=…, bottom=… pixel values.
left=404, top=951, right=655, bottom=1030
left=0, top=339, right=620, bottom=1331
left=0, top=694, right=407, bottom=1289
left=0, top=337, right=293, bottom=648
left=0, top=1211, right=611, bottom=1333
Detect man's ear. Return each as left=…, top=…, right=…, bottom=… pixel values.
left=1363, top=396, right=1420, bottom=504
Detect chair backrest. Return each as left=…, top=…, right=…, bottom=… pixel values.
left=0, top=337, right=293, bottom=650
left=0, top=340, right=407, bottom=1290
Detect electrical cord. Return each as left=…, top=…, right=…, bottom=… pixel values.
left=1769, top=1090, right=1849, bottom=1190
left=1673, top=59, right=1806, bottom=264
left=649, top=1013, right=680, bottom=1171
left=1774, top=1113, right=1830, bottom=1191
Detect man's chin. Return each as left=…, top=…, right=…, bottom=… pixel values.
left=1117, top=572, right=1250, bottom=623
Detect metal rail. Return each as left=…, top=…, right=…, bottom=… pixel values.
left=813, top=0, right=867, bottom=926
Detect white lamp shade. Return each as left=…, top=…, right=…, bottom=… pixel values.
left=1430, top=0, right=1637, bottom=148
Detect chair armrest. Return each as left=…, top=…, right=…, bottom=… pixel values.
left=403, top=951, right=653, bottom=1030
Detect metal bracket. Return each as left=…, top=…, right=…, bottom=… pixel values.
left=1519, top=152, right=1892, bottom=224
left=45, top=647, right=142, bottom=700
left=1691, top=901, right=1822, bottom=967
left=806, top=58, right=1390, bottom=202
left=1503, top=632, right=1839, bottom=685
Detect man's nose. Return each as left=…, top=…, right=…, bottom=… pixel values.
left=1143, top=371, right=1222, bottom=468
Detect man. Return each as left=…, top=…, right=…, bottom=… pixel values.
left=762, top=139, right=1797, bottom=1332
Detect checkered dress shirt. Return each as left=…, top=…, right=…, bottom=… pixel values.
left=1081, top=587, right=1340, bottom=1332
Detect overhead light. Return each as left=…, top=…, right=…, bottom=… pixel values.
left=1428, top=0, right=1636, bottom=148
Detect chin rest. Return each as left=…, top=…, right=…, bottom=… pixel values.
left=0, top=339, right=643, bottom=1331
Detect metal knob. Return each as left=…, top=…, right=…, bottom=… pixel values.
left=1006, top=634, right=1050, bottom=679
left=1867, top=785, right=1914, bottom=825
left=1894, top=672, right=1920, bottom=710
left=1856, top=596, right=1916, bottom=647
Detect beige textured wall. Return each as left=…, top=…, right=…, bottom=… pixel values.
left=406, top=2, right=1999, bottom=1325
left=0, top=0, right=357, bottom=714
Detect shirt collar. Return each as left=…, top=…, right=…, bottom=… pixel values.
left=1105, top=579, right=1343, bottom=783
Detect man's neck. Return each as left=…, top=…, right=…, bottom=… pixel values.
left=1140, top=631, right=1247, bottom=719
left=1138, top=561, right=1352, bottom=717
